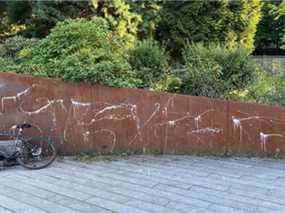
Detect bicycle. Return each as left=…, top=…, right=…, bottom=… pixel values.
left=0, top=123, right=58, bottom=170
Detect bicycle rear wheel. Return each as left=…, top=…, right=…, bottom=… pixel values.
left=16, top=137, right=58, bottom=170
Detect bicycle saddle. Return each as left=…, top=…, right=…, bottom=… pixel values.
left=16, top=123, right=32, bottom=129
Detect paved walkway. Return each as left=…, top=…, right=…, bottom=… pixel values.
left=1, top=155, right=285, bottom=213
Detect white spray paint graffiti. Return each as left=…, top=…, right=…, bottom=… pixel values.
left=87, top=103, right=137, bottom=125
left=232, top=117, right=243, bottom=141
left=159, top=109, right=215, bottom=128
left=129, top=102, right=160, bottom=145
left=83, top=131, right=90, bottom=143
left=191, top=128, right=222, bottom=134
left=232, top=114, right=285, bottom=152
left=2, top=78, right=285, bottom=154
left=19, top=99, right=64, bottom=115
left=63, top=99, right=143, bottom=152
left=93, top=129, right=117, bottom=152
left=71, top=99, right=92, bottom=107
left=155, top=98, right=218, bottom=151
left=1, top=86, right=33, bottom=113
left=260, top=132, right=285, bottom=152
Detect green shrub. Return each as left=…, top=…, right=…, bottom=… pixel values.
left=209, top=45, right=258, bottom=91
left=11, top=18, right=141, bottom=88
left=231, top=68, right=285, bottom=106
left=271, top=72, right=285, bottom=106
left=178, top=43, right=259, bottom=98
left=129, top=39, right=169, bottom=87
left=0, top=35, right=37, bottom=58
left=150, top=73, right=182, bottom=93
left=0, top=57, right=17, bottom=71
left=181, top=43, right=224, bottom=98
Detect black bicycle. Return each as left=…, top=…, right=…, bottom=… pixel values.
left=0, top=123, right=57, bottom=170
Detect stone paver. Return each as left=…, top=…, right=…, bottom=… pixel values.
left=1, top=155, right=285, bottom=213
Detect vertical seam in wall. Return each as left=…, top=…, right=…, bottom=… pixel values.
left=226, top=99, right=230, bottom=154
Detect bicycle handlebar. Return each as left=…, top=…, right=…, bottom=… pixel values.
left=16, top=123, right=32, bottom=129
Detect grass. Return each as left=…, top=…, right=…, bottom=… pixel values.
left=73, top=149, right=164, bottom=163
left=69, top=147, right=285, bottom=163
left=74, top=150, right=139, bottom=163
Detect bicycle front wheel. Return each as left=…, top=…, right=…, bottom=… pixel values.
left=17, top=137, right=58, bottom=170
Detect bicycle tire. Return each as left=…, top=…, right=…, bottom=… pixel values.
left=16, top=137, right=58, bottom=170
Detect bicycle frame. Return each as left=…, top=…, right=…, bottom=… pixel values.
left=0, top=123, right=57, bottom=170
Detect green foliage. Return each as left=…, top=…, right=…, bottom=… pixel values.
left=208, top=46, right=258, bottom=91
left=278, top=0, right=285, bottom=16
left=0, top=0, right=283, bottom=108
left=237, top=0, right=262, bottom=52
left=5, top=1, right=92, bottom=37
left=6, top=1, right=31, bottom=23
left=129, top=39, right=169, bottom=87
left=0, top=57, right=18, bottom=72
left=150, top=73, right=182, bottom=93
left=0, top=36, right=37, bottom=58
left=157, top=0, right=262, bottom=57
left=159, top=43, right=259, bottom=98
left=180, top=44, right=224, bottom=98
left=0, top=18, right=141, bottom=88
left=255, top=0, right=285, bottom=49
left=231, top=67, right=285, bottom=107
left=182, top=43, right=258, bottom=97
left=0, top=4, right=26, bottom=40
left=92, top=0, right=141, bottom=47
left=128, top=0, right=162, bottom=39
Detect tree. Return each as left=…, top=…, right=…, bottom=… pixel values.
left=157, top=0, right=262, bottom=57
left=91, top=0, right=141, bottom=47
left=128, top=0, right=162, bottom=39
left=255, top=0, right=285, bottom=50
left=0, top=1, right=26, bottom=40
left=5, top=0, right=92, bottom=38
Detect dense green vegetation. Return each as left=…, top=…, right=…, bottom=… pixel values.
left=157, top=0, right=262, bottom=57
left=152, top=43, right=260, bottom=99
left=255, top=0, right=285, bottom=50
left=0, top=0, right=284, bottom=107
left=0, top=18, right=140, bottom=87
left=129, top=39, right=169, bottom=88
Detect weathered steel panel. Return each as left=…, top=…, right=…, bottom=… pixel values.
left=0, top=73, right=284, bottom=155
left=228, top=101, right=285, bottom=155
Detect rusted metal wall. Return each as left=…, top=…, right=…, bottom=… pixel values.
left=0, top=73, right=284, bottom=155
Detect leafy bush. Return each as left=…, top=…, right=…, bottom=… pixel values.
left=6, top=18, right=141, bottom=88
left=181, top=44, right=224, bottom=98
left=152, top=43, right=260, bottom=98
left=231, top=67, right=285, bottom=106
left=178, top=43, right=259, bottom=98
left=209, top=46, right=259, bottom=91
left=150, top=73, right=182, bottom=93
left=129, top=39, right=169, bottom=87
left=0, top=57, right=18, bottom=71
left=0, top=35, right=37, bottom=58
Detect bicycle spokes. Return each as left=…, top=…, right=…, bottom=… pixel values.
left=17, top=137, right=57, bottom=169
